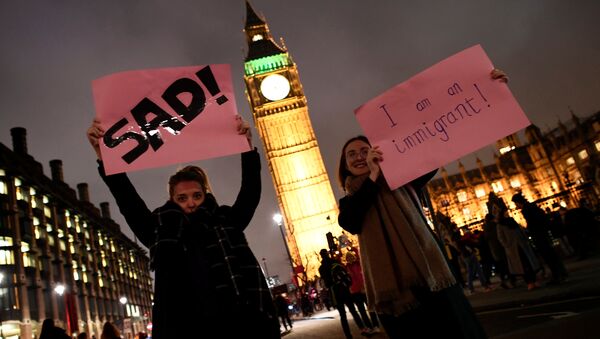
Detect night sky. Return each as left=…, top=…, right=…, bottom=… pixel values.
left=1, top=1, right=599, bottom=283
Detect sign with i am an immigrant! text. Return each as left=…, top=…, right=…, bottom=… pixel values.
left=354, top=45, right=531, bottom=190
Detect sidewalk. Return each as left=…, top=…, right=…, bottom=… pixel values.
left=467, top=254, right=600, bottom=312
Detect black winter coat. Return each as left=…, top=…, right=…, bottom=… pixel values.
left=99, top=150, right=278, bottom=338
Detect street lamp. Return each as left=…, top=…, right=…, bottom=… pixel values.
left=273, top=213, right=295, bottom=277
left=54, top=283, right=65, bottom=296
left=119, top=296, right=128, bottom=318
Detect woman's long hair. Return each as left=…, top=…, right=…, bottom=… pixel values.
left=337, top=135, right=371, bottom=191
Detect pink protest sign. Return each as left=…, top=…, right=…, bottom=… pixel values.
left=354, top=45, right=530, bottom=190
left=92, top=64, right=250, bottom=175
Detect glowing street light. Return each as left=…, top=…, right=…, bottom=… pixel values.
left=54, top=284, right=65, bottom=296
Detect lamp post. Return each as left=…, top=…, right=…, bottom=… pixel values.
left=273, top=213, right=295, bottom=278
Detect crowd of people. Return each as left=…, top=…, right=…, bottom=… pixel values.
left=440, top=192, right=598, bottom=295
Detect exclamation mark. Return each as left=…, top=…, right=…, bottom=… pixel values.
left=196, top=66, right=229, bottom=105
left=473, top=83, right=490, bottom=107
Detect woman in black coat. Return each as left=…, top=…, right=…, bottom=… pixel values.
left=87, top=116, right=279, bottom=339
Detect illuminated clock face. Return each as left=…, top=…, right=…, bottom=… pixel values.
left=260, top=74, right=291, bottom=101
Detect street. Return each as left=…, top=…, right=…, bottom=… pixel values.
left=281, top=296, right=600, bottom=338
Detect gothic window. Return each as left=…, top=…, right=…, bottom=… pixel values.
left=566, top=157, right=575, bottom=166
left=492, top=181, right=504, bottom=193
left=578, top=149, right=588, bottom=160
left=510, top=178, right=521, bottom=188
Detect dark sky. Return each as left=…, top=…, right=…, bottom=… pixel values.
left=1, top=0, right=599, bottom=283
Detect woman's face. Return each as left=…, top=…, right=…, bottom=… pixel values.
left=171, top=180, right=205, bottom=214
left=344, top=140, right=371, bottom=176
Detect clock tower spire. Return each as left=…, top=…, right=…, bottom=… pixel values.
left=243, top=1, right=342, bottom=281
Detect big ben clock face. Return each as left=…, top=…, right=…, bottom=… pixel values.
left=260, top=74, right=291, bottom=101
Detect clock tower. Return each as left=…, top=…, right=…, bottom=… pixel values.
left=243, top=1, right=341, bottom=280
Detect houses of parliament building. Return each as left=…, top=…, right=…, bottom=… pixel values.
left=427, top=110, right=600, bottom=230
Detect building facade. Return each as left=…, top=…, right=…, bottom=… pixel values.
left=0, top=128, right=153, bottom=339
left=242, top=1, right=345, bottom=280
left=427, top=111, right=600, bottom=230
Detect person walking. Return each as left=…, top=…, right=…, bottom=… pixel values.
left=512, top=193, right=568, bottom=284
left=482, top=211, right=513, bottom=289
left=490, top=196, right=541, bottom=290
left=274, top=293, right=293, bottom=332
left=87, top=116, right=280, bottom=338
left=319, top=249, right=371, bottom=338
left=345, top=250, right=380, bottom=333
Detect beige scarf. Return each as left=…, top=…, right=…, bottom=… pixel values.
left=345, top=174, right=456, bottom=316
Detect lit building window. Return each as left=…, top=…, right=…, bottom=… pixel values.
left=481, top=203, right=489, bottom=214
left=110, top=240, right=116, bottom=253
left=22, top=242, right=34, bottom=267
left=492, top=181, right=504, bottom=193
left=33, top=217, right=40, bottom=226
left=499, top=146, right=515, bottom=154
left=0, top=237, right=15, bottom=265
left=551, top=181, right=559, bottom=191
left=475, top=188, right=486, bottom=198
left=566, top=157, right=575, bottom=165
left=16, top=187, right=24, bottom=201
left=73, top=270, right=80, bottom=281
left=0, top=181, right=6, bottom=195
left=69, top=243, right=76, bottom=254
left=35, top=227, right=41, bottom=240
left=46, top=223, right=53, bottom=233
left=99, top=276, right=104, bottom=288
left=578, top=149, right=588, bottom=160
left=59, top=240, right=66, bottom=251
left=57, top=230, right=64, bottom=239
left=510, top=178, right=521, bottom=188
left=98, top=233, right=104, bottom=246
left=0, top=169, right=4, bottom=176
left=463, top=208, right=471, bottom=219
left=29, top=187, right=36, bottom=196
left=43, top=195, right=49, bottom=204
left=48, top=236, right=55, bottom=246
left=85, top=230, right=90, bottom=239
left=44, top=206, right=52, bottom=218
left=14, top=177, right=22, bottom=187
left=595, top=141, right=600, bottom=152
left=457, top=191, right=467, bottom=202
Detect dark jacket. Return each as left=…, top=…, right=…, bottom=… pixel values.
left=99, top=149, right=277, bottom=338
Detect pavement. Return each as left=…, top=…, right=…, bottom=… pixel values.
left=282, top=253, right=600, bottom=338
left=466, top=253, right=600, bottom=312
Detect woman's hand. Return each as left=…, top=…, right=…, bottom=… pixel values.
left=236, top=115, right=253, bottom=148
left=87, top=118, right=104, bottom=160
left=367, top=146, right=383, bottom=182
left=491, top=68, right=508, bottom=83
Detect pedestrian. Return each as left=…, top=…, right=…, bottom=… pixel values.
left=86, top=116, right=280, bottom=338
left=100, top=322, right=120, bottom=339
left=39, top=318, right=70, bottom=339
left=345, top=250, right=380, bottom=333
left=490, top=196, right=541, bottom=290
left=512, top=193, right=568, bottom=284
left=482, top=211, right=513, bottom=289
left=337, top=133, right=494, bottom=338
left=274, top=294, right=293, bottom=332
left=458, top=229, right=492, bottom=294
left=319, top=249, right=372, bottom=338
